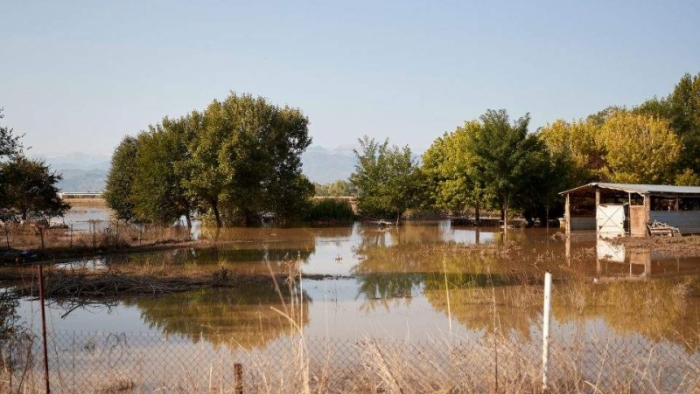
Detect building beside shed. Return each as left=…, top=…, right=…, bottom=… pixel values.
left=560, top=183, right=700, bottom=237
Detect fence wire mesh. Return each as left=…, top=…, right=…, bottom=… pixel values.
left=1, top=327, right=699, bottom=393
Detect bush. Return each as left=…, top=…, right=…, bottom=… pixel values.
left=308, top=199, right=355, bottom=222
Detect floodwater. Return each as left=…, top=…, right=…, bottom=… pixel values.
left=6, top=219, right=700, bottom=391
left=11, top=221, right=700, bottom=351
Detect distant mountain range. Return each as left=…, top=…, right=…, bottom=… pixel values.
left=31, top=153, right=111, bottom=193
left=33, top=145, right=360, bottom=192
left=302, top=145, right=357, bottom=184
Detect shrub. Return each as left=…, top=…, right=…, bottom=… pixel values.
left=308, top=199, right=355, bottom=222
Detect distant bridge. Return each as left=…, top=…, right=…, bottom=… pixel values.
left=58, top=192, right=104, bottom=199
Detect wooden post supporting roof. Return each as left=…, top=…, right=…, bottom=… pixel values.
left=595, top=189, right=600, bottom=236
left=565, top=193, right=570, bottom=234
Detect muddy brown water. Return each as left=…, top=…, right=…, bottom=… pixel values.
left=7, top=221, right=700, bottom=351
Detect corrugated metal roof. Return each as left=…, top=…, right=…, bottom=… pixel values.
left=559, top=182, right=700, bottom=195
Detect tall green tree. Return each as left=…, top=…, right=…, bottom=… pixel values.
left=178, top=93, right=313, bottom=226
left=0, top=156, right=69, bottom=222
left=350, top=136, right=420, bottom=224
left=105, top=93, right=313, bottom=227
left=0, top=109, right=22, bottom=158
left=260, top=106, right=314, bottom=223
left=131, top=120, right=193, bottom=226
left=668, top=73, right=700, bottom=173
left=171, top=110, right=230, bottom=226
left=538, top=118, right=602, bottom=186
left=422, top=121, right=488, bottom=220
left=104, top=136, right=140, bottom=222
left=468, top=110, right=552, bottom=227
left=314, top=180, right=356, bottom=197
left=597, top=111, right=680, bottom=184
left=634, top=73, right=700, bottom=176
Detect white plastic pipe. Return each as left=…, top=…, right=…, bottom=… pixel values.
left=542, top=272, right=553, bottom=392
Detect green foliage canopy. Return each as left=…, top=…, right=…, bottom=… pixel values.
left=634, top=72, right=700, bottom=177
left=350, top=136, right=421, bottom=223
left=597, top=112, right=680, bottom=184
left=0, top=109, right=22, bottom=158
left=105, top=93, right=313, bottom=227
left=467, top=110, right=554, bottom=224
left=314, top=180, right=356, bottom=197
left=0, top=156, right=69, bottom=222
left=422, top=121, right=487, bottom=217
left=540, top=110, right=682, bottom=186
left=104, top=136, right=139, bottom=222
left=131, top=121, right=193, bottom=226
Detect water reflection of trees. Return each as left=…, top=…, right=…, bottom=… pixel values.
left=353, top=225, right=546, bottom=331
left=117, top=244, right=315, bottom=271
left=422, top=261, right=544, bottom=338
left=124, top=282, right=309, bottom=350
left=199, top=226, right=316, bottom=246
left=0, top=292, right=20, bottom=340
left=553, top=277, right=700, bottom=351
left=354, top=225, right=700, bottom=348
left=310, top=225, right=354, bottom=240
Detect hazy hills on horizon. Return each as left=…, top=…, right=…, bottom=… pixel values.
left=32, top=145, right=360, bottom=192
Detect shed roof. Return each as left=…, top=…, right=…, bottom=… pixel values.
left=559, top=182, right=700, bottom=196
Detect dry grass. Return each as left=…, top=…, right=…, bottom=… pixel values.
left=1, top=222, right=193, bottom=264
left=62, top=197, right=110, bottom=209
left=2, top=328, right=699, bottom=394
left=4, top=259, right=298, bottom=299
left=2, top=232, right=700, bottom=392
left=2, top=265, right=699, bottom=393
left=614, top=234, right=700, bottom=253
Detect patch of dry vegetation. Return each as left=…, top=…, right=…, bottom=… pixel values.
left=614, top=234, right=700, bottom=253
left=2, top=328, right=699, bottom=394
left=1, top=223, right=195, bottom=265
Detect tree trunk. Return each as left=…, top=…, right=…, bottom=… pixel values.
left=244, top=211, right=257, bottom=227
left=545, top=204, right=550, bottom=229
left=185, top=214, right=192, bottom=229
left=503, top=202, right=508, bottom=230
left=475, top=201, right=481, bottom=225
left=211, top=199, right=222, bottom=228
left=396, top=211, right=401, bottom=227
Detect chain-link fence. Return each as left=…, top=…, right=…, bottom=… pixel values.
left=1, top=326, right=699, bottom=393
left=0, top=220, right=191, bottom=259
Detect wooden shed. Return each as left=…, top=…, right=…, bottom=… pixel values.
left=560, top=182, right=700, bottom=237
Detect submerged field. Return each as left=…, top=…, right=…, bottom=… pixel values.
left=2, top=215, right=700, bottom=392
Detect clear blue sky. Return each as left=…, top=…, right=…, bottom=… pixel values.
left=1, top=0, right=699, bottom=156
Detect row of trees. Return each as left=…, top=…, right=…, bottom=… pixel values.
left=314, top=180, right=356, bottom=197
left=0, top=109, right=69, bottom=225
left=104, top=93, right=314, bottom=227
left=350, top=72, right=700, bottom=224
left=539, top=73, right=700, bottom=187
left=351, top=110, right=561, bottom=225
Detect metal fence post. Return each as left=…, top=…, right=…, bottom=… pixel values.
left=234, top=363, right=243, bottom=394
left=38, top=265, right=51, bottom=394
left=542, top=272, right=553, bottom=392
left=39, top=227, right=45, bottom=250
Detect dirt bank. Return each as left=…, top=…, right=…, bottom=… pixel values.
left=613, top=234, right=700, bottom=253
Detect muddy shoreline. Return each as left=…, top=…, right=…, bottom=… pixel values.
left=612, top=234, right=700, bottom=253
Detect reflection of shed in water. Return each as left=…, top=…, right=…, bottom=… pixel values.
left=592, top=238, right=700, bottom=282
left=560, top=183, right=700, bottom=237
